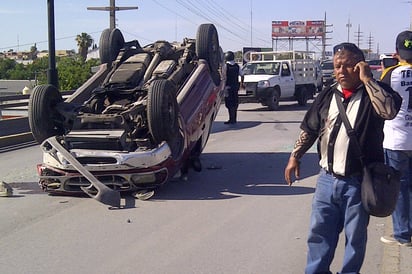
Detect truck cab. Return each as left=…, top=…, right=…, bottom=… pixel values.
left=239, top=51, right=318, bottom=110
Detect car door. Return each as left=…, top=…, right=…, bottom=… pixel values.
left=279, top=62, right=295, bottom=97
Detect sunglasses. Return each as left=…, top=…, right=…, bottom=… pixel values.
left=333, top=42, right=365, bottom=60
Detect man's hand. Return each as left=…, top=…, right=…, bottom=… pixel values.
left=284, top=156, right=300, bottom=186
left=354, top=61, right=373, bottom=83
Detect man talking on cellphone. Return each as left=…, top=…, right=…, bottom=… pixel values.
left=284, top=43, right=402, bottom=274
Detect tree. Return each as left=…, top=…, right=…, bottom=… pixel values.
left=0, top=56, right=101, bottom=90
left=8, top=62, right=31, bottom=80
left=57, top=57, right=99, bottom=90
left=75, top=32, right=94, bottom=60
left=0, top=58, right=16, bottom=79
left=30, top=43, right=38, bottom=60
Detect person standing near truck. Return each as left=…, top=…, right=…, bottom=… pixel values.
left=224, top=51, right=244, bottom=124
left=380, top=30, right=412, bottom=247
left=284, top=42, right=402, bottom=273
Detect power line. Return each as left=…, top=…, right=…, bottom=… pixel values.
left=173, top=0, right=270, bottom=47
left=0, top=31, right=102, bottom=51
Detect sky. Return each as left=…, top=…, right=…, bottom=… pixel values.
left=0, top=0, right=411, bottom=57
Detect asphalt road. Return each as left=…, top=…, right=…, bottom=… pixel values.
left=0, top=102, right=410, bottom=274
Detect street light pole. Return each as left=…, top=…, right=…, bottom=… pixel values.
left=87, top=0, right=138, bottom=30
left=47, top=0, right=58, bottom=88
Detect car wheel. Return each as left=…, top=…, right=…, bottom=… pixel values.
left=28, top=84, right=64, bottom=144
left=99, top=28, right=125, bottom=64
left=196, top=23, right=221, bottom=86
left=147, top=79, right=179, bottom=145
left=266, top=89, right=280, bottom=110
left=297, top=86, right=308, bottom=106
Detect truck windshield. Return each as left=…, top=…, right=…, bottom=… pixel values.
left=242, top=62, right=281, bottom=75
left=321, top=61, right=334, bottom=70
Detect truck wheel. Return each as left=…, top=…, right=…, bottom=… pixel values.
left=297, top=86, right=309, bottom=106
left=99, top=28, right=124, bottom=64
left=266, top=89, right=280, bottom=110
left=196, top=24, right=221, bottom=86
left=28, top=84, right=64, bottom=144
left=148, top=79, right=179, bottom=145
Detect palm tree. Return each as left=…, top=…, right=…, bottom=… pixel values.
left=75, top=33, right=93, bottom=60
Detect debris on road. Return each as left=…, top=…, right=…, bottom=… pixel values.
left=0, top=181, right=13, bottom=197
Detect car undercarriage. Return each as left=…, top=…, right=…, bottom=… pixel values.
left=28, top=24, right=225, bottom=207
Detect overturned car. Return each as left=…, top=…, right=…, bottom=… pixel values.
left=28, top=24, right=225, bottom=207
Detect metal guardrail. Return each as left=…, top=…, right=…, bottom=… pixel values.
left=0, top=90, right=74, bottom=149
left=0, top=64, right=110, bottom=150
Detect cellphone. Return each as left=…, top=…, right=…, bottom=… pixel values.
left=382, top=58, right=398, bottom=69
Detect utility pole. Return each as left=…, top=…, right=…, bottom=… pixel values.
left=354, top=24, right=363, bottom=48
left=87, top=0, right=138, bottom=30
left=367, top=32, right=374, bottom=59
left=47, top=0, right=58, bottom=88
left=250, top=0, right=253, bottom=47
left=346, top=17, right=352, bottom=42
left=322, top=12, right=333, bottom=60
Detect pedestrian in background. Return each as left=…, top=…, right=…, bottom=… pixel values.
left=380, top=30, right=412, bottom=247
left=284, top=42, right=402, bottom=274
left=223, top=51, right=244, bottom=124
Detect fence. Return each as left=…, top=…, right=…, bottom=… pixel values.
left=0, top=91, right=73, bottom=148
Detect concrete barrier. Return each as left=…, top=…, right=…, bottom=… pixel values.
left=0, top=132, right=34, bottom=148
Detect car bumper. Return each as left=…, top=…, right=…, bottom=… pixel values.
left=38, top=139, right=174, bottom=193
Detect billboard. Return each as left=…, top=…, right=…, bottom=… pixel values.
left=272, top=20, right=324, bottom=38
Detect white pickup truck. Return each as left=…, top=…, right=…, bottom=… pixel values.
left=239, top=51, right=319, bottom=110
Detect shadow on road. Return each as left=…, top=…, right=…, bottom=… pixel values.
left=239, top=101, right=312, bottom=112
left=6, top=153, right=319, bottom=205
left=154, top=152, right=318, bottom=201
left=211, top=120, right=303, bottom=134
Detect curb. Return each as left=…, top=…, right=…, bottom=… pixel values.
left=0, top=132, right=34, bottom=148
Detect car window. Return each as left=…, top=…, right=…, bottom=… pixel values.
left=367, top=60, right=381, bottom=66
left=242, top=63, right=255, bottom=75
left=321, top=61, right=334, bottom=70
left=270, top=63, right=280, bottom=75
left=242, top=62, right=280, bottom=75
left=281, top=62, right=291, bottom=76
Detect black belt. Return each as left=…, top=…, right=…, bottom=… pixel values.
left=324, top=169, right=361, bottom=179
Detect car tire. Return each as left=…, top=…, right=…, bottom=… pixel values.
left=266, top=88, right=280, bottom=110
left=28, top=84, right=64, bottom=144
left=196, top=23, right=221, bottom=86
left=99, top=28, right=125, bottom=64
left=297, top=86, right=309, bottom=106
left=147, top=79, right=179, bottom=145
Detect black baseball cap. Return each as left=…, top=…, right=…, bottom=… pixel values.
left=333, top=42, right=365, bottom=61
left=396, top=31, right=412, bottom=60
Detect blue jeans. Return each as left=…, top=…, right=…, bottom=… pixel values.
left=384, top=149, right=412, bottom=244
left=305, top=169, right=370, bottom=274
